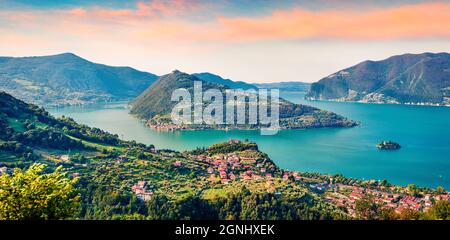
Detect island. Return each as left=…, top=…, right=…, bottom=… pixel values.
left=376, top=141, right=401, bottom=150
left=130, top=70, right=358, bottom=131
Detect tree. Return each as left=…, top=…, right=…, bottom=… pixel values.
left=72, top=153, right=88, bottom=164
left=398, top=208, right=422, bottom=220
left=427, top=200, right=450, bottom=220
left=379, top=179, right=389, bottom=187
left=407, top=184, right=419, bottom=197
left=379, top=207, right=398, bottom=220
left=436, top=186, right=445, bottom=194
left=355, top=197, right=380, bottom=220
left=0, top=163, right=80, bottom=220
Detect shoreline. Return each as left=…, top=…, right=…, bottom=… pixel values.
left=305, top=98, right=450, bottom=108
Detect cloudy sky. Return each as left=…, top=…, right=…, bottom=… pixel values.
left=1, top=0, right=450, bottom=83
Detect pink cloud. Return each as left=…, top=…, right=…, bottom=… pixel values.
left=62, top=0, right=205, bottom=23
left=0, top=1, right=449, bottom=48
left=213, top=2, right=450, bottom=41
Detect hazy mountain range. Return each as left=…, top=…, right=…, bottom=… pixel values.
left=306, top=53, right=450, bottom=106
left=193, top=73, right=312, bottom=92
left=0, top=53, right=309, bottom=107
left=1, top=52, right=448, bottom=107
left=254, top=82, right=311, bottom=92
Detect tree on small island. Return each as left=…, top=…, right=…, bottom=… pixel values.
left=376, top=140, right=401, bottom=150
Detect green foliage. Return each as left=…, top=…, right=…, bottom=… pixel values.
left=0, top=163, right=80, bottom=220
left=13, top=128, right=84, bottom=150
left=407, top=184, right=420, bottom=197
left=436, top=186, right=445, bottom=194
left=214, top=190, right=336, bottom=220
left=380, top=179, right=390, bottom=187
left=126, top=148, right=151, bottom=160
left=197, top=141, right=258, bottom=156
left=72, top=153, right=88, bottom=164
left=80, top=187, right=147, bottom=220
left=397, top=208, right=422, bottom=220
left=146, top=194, right=217, bottom=220
left=355, top=196, right=381, bottom=220
left=427, top=200, right=450, bottom=220
left=0, top=141, right=38, bottom=161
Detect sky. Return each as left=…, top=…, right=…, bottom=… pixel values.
left=1, top=0, right=450, bottom=83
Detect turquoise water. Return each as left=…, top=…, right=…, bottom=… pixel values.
left=49, top=92, right=450, bottom=189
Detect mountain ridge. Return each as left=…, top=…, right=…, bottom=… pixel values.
left=0, top=53, right=158, bottom=106
left=192, top=72, right=257, bottom=90
left=254, top=81, right=311, bottom=92
left=306, top=52, right=450, bottom=106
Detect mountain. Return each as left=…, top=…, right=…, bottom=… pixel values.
left=0, top=53, right=158, bottom=106
left=130, top=70, right=226, bottom=119
left=192, top=72, right=256, bottom=90
left=306, top=53, right=450, bottom=106
left=254, top=82, right=311, bottom=92
left=130, top=70, right=357, bottom=129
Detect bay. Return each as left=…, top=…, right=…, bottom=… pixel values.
left=49, top=92, right=450, bottom=189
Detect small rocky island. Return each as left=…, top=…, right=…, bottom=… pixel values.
left=376, top=141, right=401, bottom=150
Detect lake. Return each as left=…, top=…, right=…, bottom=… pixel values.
left=49, top=92, right=450, bottom=189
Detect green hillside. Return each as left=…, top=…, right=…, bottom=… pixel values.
left=0, top=53, right=158, bottom=106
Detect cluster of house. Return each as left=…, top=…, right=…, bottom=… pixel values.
left=146, top=121, right=186, bottom=131
left=323, top=183, right=450, bottom=216
left=194, top=152, right=268, bottom=184
left=116, top=155, right=129, bottom=164
left=172, top=161, right=182, bottom=167
left=131, top=181, right=153, bottom=201
left=71, top=172, right=81, bottom=178
left=0, top=166, right=8, bottom=175
left=273, top=171, right=450, bottom=216
left=282, top=172, right=302, bottom=181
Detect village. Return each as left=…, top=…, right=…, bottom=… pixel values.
left=281, top=171, right=450, bottom=217
left=131, top=180, right=153, bottom=201
left=121, top=139, right=450, bottom=218
left=186, top=139, right=450, bottom=217
left=321, top=182, right=449, bottom=216
left=190, top=140, right=272, bottom=185
left=146, top=121, right=187, bottom=131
